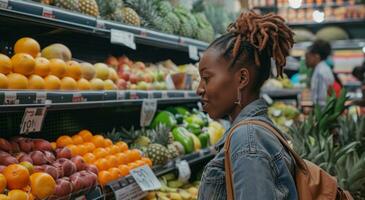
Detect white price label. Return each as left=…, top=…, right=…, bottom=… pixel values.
left=115, top=182, right=147, bottom=200
left=4, top=92, right=18, bottom=105
left=176, top=160, right=191, bottom=183
left=116, top=91, right=125, bottom=100
left=96, top=18, right=105, bottom=29
left=262, top=94, right=273, bottom=105
left=111, top=29, right=136, bottom=50
left=20, top=107, right=47, bottom=134
left=130, top=165, right=161, bottom=191
left=42, top=7, right=54, bottom=18
left=72, top=93, right=84, bottom=102
left=0, top=0, right=9, bottom=9
left=188, top=45, right=199, bottom=61
left=35, top=92, right=46, bottom=104
left=140, top=99, right=157, bottom=127
left=165, top=75, right=175, bottom=90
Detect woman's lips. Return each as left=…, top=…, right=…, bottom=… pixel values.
left=202, top=99, right=209, bottom=109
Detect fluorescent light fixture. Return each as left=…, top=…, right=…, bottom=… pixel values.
left=362, top=46, right=365, bottom=53
left=313, top=10, right=325, bottom=23
left=288, top=0, right=302, bottom=9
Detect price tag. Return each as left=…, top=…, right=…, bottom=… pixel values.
left=188, top=45, right=199, bottom=61
left=165, top=75, right=175, bottom=90
left=35, top=92, right=46, bottom=104
left=116, top=91, right=125, bottom=100
left=115, top=182, right=147, bottom=200
left=262, top=93, right=273, bottom=105
left=20, top=107, right=47, bottom=134
left=130, top=165, right=161, bottom=191
left=72, top=93, right=84, bottom=102
left=176, top=160, right=191, bottom=183
left=95, top=18, right=105, bottom=29
left=42, top=7, right=54, bottom=18
left=111, top=29, right=136, bottom=50
left=0, top=0, right=9, bottom=9
left=140, top=99, right=157, bottom=127
left=4, top=92, right=18, bottom=105
left=184, top=91, right=190, bottom=98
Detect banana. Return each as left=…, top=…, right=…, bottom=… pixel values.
left=168, top=180, right=185, bottom=188
left=146, top=192, right=157, bottom=200
left=187, top=187, right=198, bottom=196
left=162, top=172, right=177, bottom=181
left=168, top=192, right=183, bottom=200
left=179, top=189, right=192, bottom=200
left=157, top=192, right=170, bottom=200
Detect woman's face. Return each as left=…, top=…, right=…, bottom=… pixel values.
left=196, top=49, right=239, bottom=120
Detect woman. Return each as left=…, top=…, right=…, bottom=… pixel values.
left=196, top=11, right=297, bottom=199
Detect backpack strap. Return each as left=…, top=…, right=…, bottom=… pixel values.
left=224, top=119, right=308, bottom=200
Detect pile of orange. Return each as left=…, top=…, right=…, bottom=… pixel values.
left=0, top=37, right=119, bottom=91
left=0, top=164, right=55, bottom=200
left=55, top=130, right=152, bottom=186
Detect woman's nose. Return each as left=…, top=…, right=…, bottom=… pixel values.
left=196, top=81, right=205, bottom=96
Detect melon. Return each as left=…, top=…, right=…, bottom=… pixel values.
left=41, top=43, right=72, bottom=61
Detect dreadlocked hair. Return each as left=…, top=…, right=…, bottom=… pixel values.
left=208, top=11, right=294, bottom=90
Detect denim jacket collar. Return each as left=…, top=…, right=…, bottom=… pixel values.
left=214, top=98, right=268, bottom=151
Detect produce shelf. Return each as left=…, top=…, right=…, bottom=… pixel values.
left=0, top=0, right=209, bottom=53
left=261, top=88, right=303, bottom=100
left=0, top=90, right=200, bottom=113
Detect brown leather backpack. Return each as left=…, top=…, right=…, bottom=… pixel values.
left=224, top=120, right=353, bottom=200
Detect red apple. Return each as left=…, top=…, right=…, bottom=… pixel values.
left=117, top=79, right=128, bottom=90
left=43, top=165, right=60, bottom=179
left=106, top=55, right=118, bottom=68
left=51, top=177, right=73, bottom=199
left=0, top=154, right=18, bottom=165
left=55, top=147, right=72, bottom=159
left=0, top=138, right=11, bottom=152
left=85, top=164, right=98, bottom=175
left=71, top=156, right=87, bottom=172
left=132, top=61, right=145, bottom=70
left=43, top=151, right=56, bottom=163
left=0, top=165, right=5, bottom=173
left=16, top=152, right=33, bottom=164
left=10, top=141, right=20, bottom=154
left=30, top=150, right=47, bottom=165
left=129, top=74, right=138, bottom=84
left=33, top=139, right=52, bottom=152
left=53, top=158, right=77, bottom=177
left=12, top=137, right=34, bottom=153
left=118, top=55, right=133, bottom=67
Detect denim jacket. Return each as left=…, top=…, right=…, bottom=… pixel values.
left=198, top=99, right=298, bottom=200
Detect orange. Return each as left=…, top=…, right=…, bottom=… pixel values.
left=141, top=157, right=152, bottom=167
left=108, top=167, right=121, bottom=180
left=103, top=80, right=117, bottom=90
left=7, top=189, right=29, bottom=200
left=60, top=77, right=77, bottom=90
left=106, top=155, right=118, bottom=168
left=51, top=142, right=57, bottom=150
left=7, top=73, right=28, bottom=89
left=77, top=144, right=88, bottom=155
left=0, top=54, right=12, bottom=74
left=71, top=135, right=84, bottom=145
left=34, top=57, right=50, bottom=77
left=104, top=147, right=111, bottom=155
left=98, top=171, right=113, bottom=186
left=49, top=58, right=66, bottom=78
left=115, top=141, right=128, bottom=152
left=115, top=153, right=128, bottom=165
left=78, top=130, right=93, bottom=142
left=118, top=165, right=130, bottom=176
left=11, top=53, right=35, bottom=76
left=28, top=74, right=45, bottom=89
left=94, top=158, right=108, bottom=171
left=56, top=135, right=73, bottom=147
left=89, top=78, right=104, bottom=90
left=83, top=153, right=96, bottom=164
left=30, top=172, right=56, bottom=199
left=134, top=160, right=146, bottom=167
left=65, top=61, right=82, bottom=80
left=14, top=37, right=40, bottom=58
left=110, top=145, right=122, bottom=154
left=77, top=78, right=91, bottom=90
left=0, top=73, right=8, bottom=89
left=130, top=149, right=142, bottom=161
left=103, top=138, right=113, bottom=147
left=44, top=75, right=61, bottom=90
left=83, top=142, right=96, bottom=152
left=3, top=164, right=29, bottom=190
left=127, top=162, right=139, bottom=170
left=91, top=135, right=105, bottom=148
left=92, top=148, right=108, bottom=159
left=66, top=145, right=79, bottom=156
left=0, top=173, right=6, bottom=193
left=0, top=194, right=10, bottom=200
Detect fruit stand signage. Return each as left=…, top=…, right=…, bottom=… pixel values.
left=130, top=165, right=161, bottom=191
left=111, top=29, right=136, bottom=50
left=20, top=107, right=47, bottom=134
left=114, top=182, right=147, bottom=200
left=176, top=160, right=191, bottom=183
left=188, top=45, right=199, bottom=61
left=140, top=99, right=157, bottom=127
left=4, top=91, right=18, bottom=105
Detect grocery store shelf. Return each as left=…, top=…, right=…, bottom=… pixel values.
left=293, top=39, right=365, bottom=50
left=261, top=88, right=303, bottom=100
left=0, top=0, right=208, bottom=52
left=287, top=19, right=365, bottom=28
left=0, top=90, right=200, bottom=113
left=278, top=1, right=361, bottom=9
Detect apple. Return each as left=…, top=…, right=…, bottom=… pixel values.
left=55, top=147, right=72, bottom=159
left=129, top=84, right=137, bottom=90
left=30, top=150, right=47, bottom=165
left=16, top=152, right=33, bottom=164
left=51, top=177, right=73, bottom=198
left=71, top=156, right=87, bottom=171
left=0, top=138, right=11, bottom=152
left=132, top=61, right=145, bottom=70
left=136, top=81, right=148, bottom=90
left=143, top=73, right=154, bottom=83
left=118, top=56, right=133, bottom=67
left=106, top=56, right=118, bottom=68
left=33, top=139, right=52, bottom=151
left=120, top=71, right=130, bottom=81
left=129, top=74, right=139, bottom=84
left=116, top=79, right=127, bottom=90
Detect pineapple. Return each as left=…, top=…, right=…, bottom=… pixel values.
left=124, top=0, right=164, bottom=30
left=110, top=7, right=141, bottom=26
left=95, top=0, right=123, bottom=17
left=157, top=0, right=173, bottom=16
left=194, top=13, right=215, bottom=42
left=78, top=0, right=99, bottom=17
left=164, top=12, right=181, bottom=34
left=54, top=0, right=80, bottom=12
left=146, top=143, right=169, bottom=165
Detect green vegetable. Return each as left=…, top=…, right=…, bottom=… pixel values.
left=172, top=127, right=195, bottom=154
left=174, top=114, right=184, bottom=124
left=186, top=123, right=202, bottom=136
left=198, top=132, right=210, bottom=148
left=184, top=114, right=204, bottom=127
left=151, top=111, right=177, bottom=129
left=175, top=107, right=190, bottom=116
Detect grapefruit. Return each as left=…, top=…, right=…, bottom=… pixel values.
left=30, top=172, right=56, bottom=199
left=3, top=164, right=29, bottom=190
left=44, top=75, right=61, bottom=90
left=108, top=68, right=118, bottom=83
left=0, top=73, right=8, bottom=89
left=41, top=43, right=72, bottom=61
left=28, top=75, right=45, bottom=90
left=11, top=53, right=35, bottom=76
left=90, top=78, right=104, bottom=90
left=103, top=80, right=117, bottom=90
left=94, top=63, right=110, bottom=80
left=7, top=73, right=28, bottom=89
left=14, top=37, right=40, bottom=58
left=80, top=62, right=96, bottom=80
left=60, top=77, right=77, bottom=90
left=49, top=58, right=66, bottom=78
left=34, top=57, right=50, bottom=77
left=0, top=54, right=12, bottom=74
left=66, top=60, right=82, bottom=80
left=77, top=78, right=91, bottom=90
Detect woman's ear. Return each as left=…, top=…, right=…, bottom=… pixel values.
left=238, top=68, right=249, bottom=89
